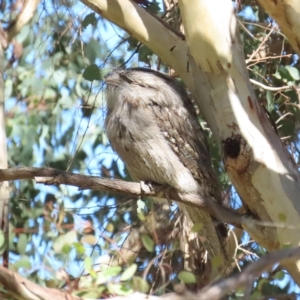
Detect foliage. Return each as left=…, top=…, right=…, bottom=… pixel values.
left=1, top=0, right=300, bottom=298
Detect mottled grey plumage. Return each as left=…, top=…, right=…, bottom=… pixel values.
left=105, top=68, right=226, bottom=261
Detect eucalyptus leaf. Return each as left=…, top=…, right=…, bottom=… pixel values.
left=83, top=64, right=102, bottom=81
left=82, top=13, right=98, bottom=28
left=178, top=271, right=196, bottom=284
left=141, top=234, right=154, bottom=252
left=120, top=264, right=137, bottom=281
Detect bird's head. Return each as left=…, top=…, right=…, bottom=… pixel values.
left=105, top=68, right=185, bottom=110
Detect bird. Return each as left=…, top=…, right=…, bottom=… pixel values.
left=104, top=68, right=228, bottom=275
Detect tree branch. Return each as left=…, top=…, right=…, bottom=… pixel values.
left=257, top=0, right=300, bottom=56
left=0, top=167, right=245, bottom=227
left=0, top=264, right=79, bottom=300
left=6, top=0, right=41, bottom=43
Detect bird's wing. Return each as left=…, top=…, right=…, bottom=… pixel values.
left=148, top=96, right=229, bottom=258
left=148, top=98, right=222, bottom=203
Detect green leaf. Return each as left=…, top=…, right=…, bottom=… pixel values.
left=75, top=290, right=101, bottom=298
left=78, top=275, right=93, bottom=288
left=15, top=23, right=30, bottom=43
left=137, top=199, right=146, bottom=213
left=73, top=242, right=85, bottom=255
left=274, top=270, right=285, bottom=280
left=178, top=271, right=196, bottom=284
left=141, top=234, right=154, bottom=252
left=106, top=223, right=114, bottom=232
left=250, top=291, right=262, bottom=299
left=83, top=64, right=102, bottom=81
left=96, top=272, right=107, bottom=285
left=84, top=257, right=93, bottom=272
left=0, top=231, right=5, bottom=248
left=53, top=230, right=77, bottom=253
left=85, top=39, right=103, bottom=64
left=96, top=286, right=106, bottom=296
left=137, top=212, right=146, bottom=221
left=103, top=266, right=122, bottom=278
left=212, top=255, right=223, bottom=269
left=138, top=45, right=152, bottom=63
left=272, top=71, right=281, bottom=80
left=108, top=284, right=133, bottom=296
left=53, top=69, right=67, bottom=85
left=133, top=276, right=149, bottom=293
left=285, top=66, right=300, bottom=81
left=277, top=66, right=290, bottom=82
left=120, top=264, right=137, bottom=281
left=266, top=90, right=274, bottom=113
left=62, top=244, right=72, bottom=254
left=17, top=234, right=28, bottom=255
left=257, top=278, right=270, bottom=292
left=191, top=222, right=203, bottom=232
left=171, top=240, right=179, bottom=250
left=82, top=13, right=98, bottom=28
left=15, top=256, right=32, bottom=269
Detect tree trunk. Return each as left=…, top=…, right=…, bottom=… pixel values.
left=178, top=0, right=300, bottom=283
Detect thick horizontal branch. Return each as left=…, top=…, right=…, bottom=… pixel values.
left=0, top=167, right=246, bottom=226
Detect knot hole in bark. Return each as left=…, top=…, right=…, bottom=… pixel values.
left=222, top=134, right=251, bottom=174
left=222, top=135, right=242, bottom=159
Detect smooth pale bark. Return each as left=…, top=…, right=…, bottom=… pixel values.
left=80, top=0, right=300, bottom=283
left=257, top=0, right=300, bottom=56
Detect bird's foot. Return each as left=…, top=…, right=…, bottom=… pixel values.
left=140, top=180, right=155, bottom=194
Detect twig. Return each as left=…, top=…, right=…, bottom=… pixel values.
left=250, top=79, right=291, bottom=92
left=246, top=25, right=275, bottom=64
left=276, top=112, right=293, bottom=124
